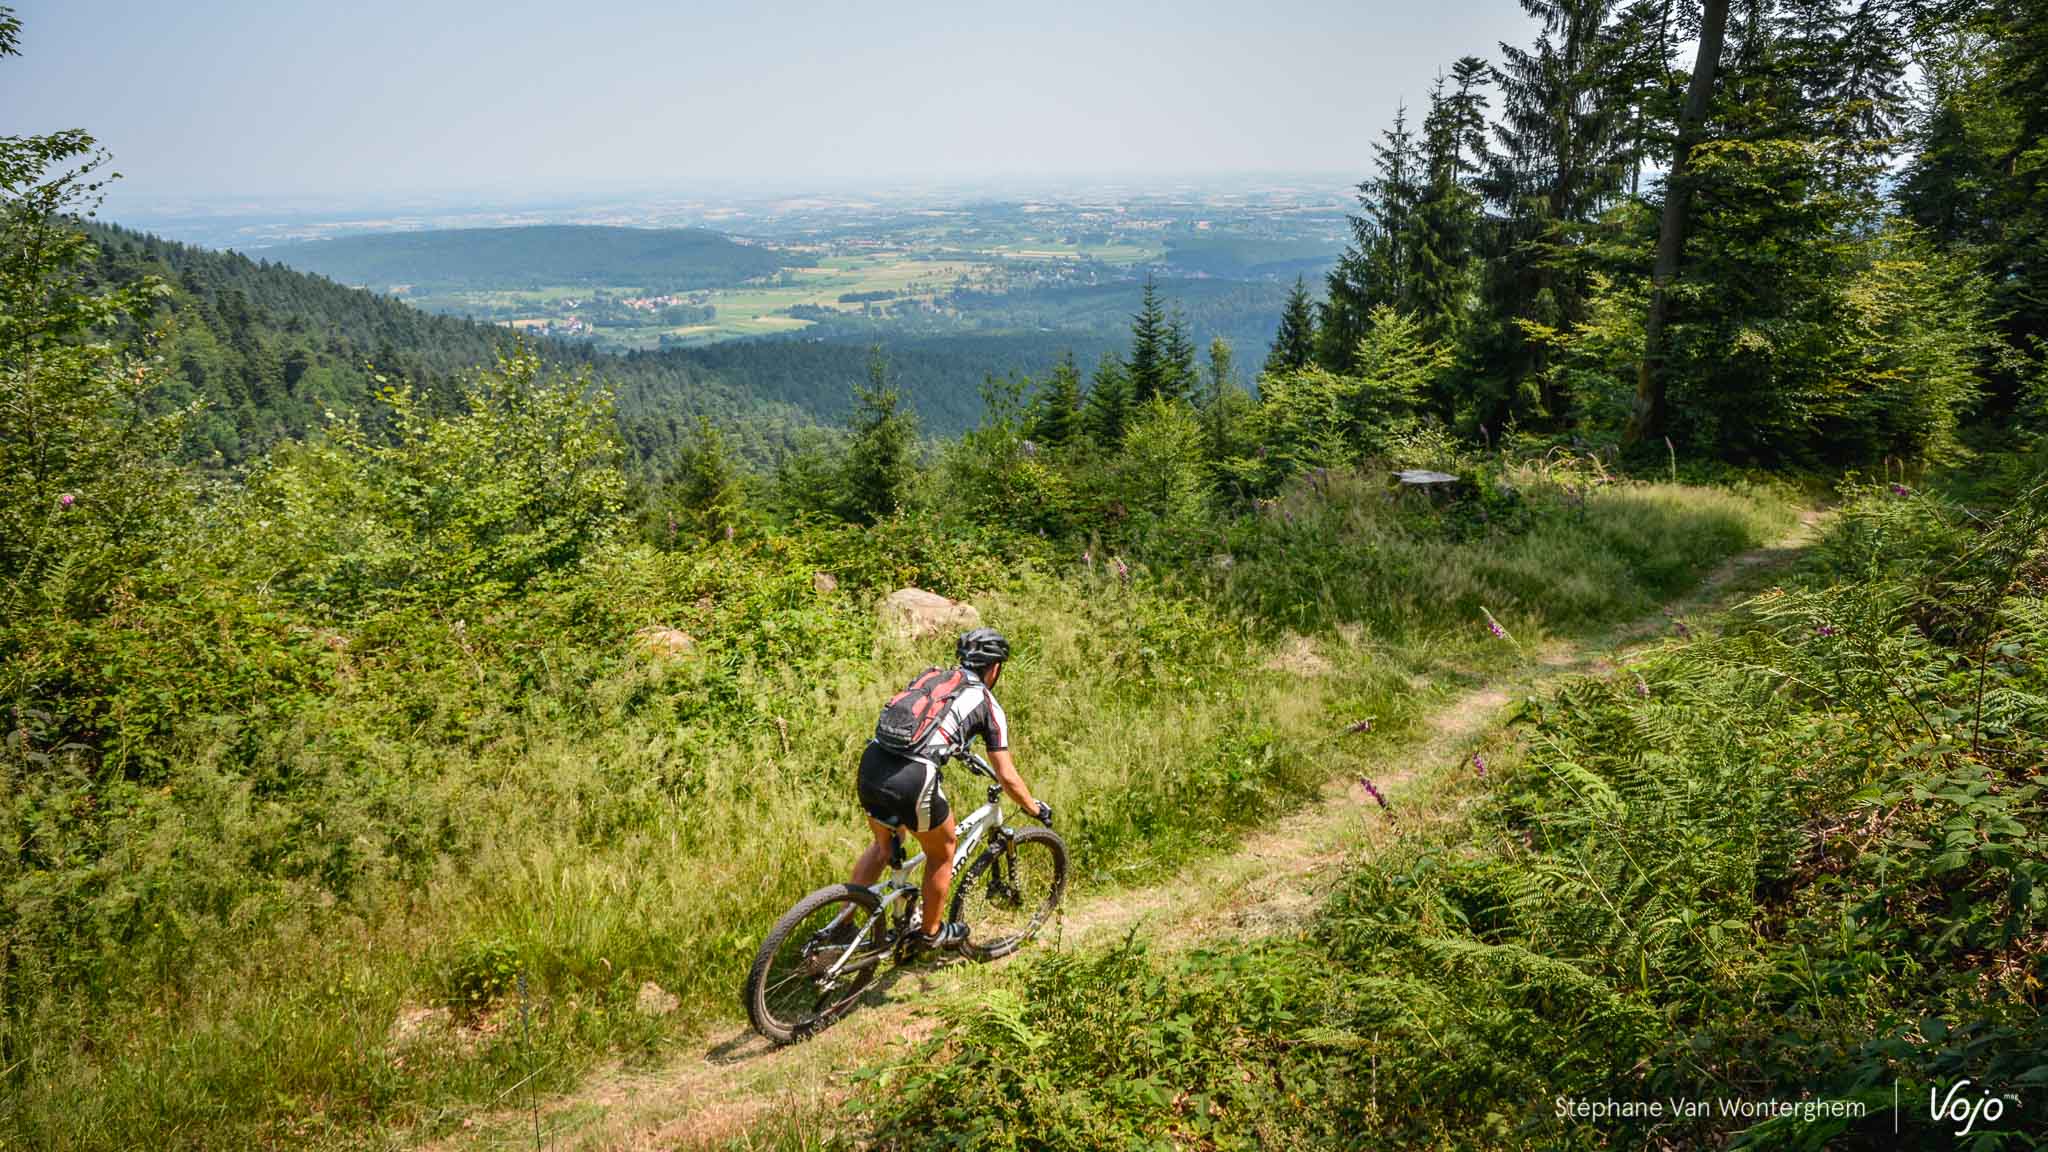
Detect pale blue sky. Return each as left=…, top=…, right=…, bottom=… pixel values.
left=4, top=0, right=1537, bottom=205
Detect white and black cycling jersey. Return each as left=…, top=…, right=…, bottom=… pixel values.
left=906, top=668, right=1009, bottom=763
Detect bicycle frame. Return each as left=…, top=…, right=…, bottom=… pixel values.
left=820, top=751, right=1008, bottom=980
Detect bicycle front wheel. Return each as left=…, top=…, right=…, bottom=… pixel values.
left=949, top=826, right=1068, bottom=961
left=744, top=884, right=887, bottom=1044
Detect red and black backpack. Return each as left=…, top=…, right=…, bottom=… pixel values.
left=874, top=667, right=968, bottom=753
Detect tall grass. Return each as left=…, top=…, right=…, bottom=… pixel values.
left=1208, top=466, right=1796, bottom=646
left=850, top=476, right=2048, bottom=1151
left=0, top=463, right=1793, bottom=1150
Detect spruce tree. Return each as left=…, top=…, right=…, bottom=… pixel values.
left=1128, top=278, right=1168, bottom=403
left=1323, top=106, right=1423, bottom=372
left=1264, top=277, right=1319, bottom=376
left=840, top=347, right=917, bottom=524
left=1200, top=336, right=1255, bottom=475
left=1408, top=63, right=1491, bottom=358
left=1163, top=305, right=1197, bottom=402
left=1474, top=0, right=1633, bottom=425
left=660, top=416, right=745, bottom=542
left=1084, top=352, right=1132, bottom=448
left=1028, top=351, right=1084, bottom=450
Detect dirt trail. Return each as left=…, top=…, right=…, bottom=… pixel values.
left=432, top=514, right=1824, bottom=1152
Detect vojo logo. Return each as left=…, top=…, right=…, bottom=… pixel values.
left=1924, top=1080, right=2019, bottom=1138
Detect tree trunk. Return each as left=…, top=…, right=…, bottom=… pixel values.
left=1630, top=0, right=1730, bottom=444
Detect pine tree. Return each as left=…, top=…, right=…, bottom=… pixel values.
left=1084, top=352, right=1132, bottom=448
left=1128, top=278, right=1169, bottom=403
left=1200, top=336, right=1256, bottom=471
left=840, top=347, right=917, bottom=524
left=660, top=416, right=745, bottom=542
left=1632, top=0, right=1731, bottom=441
left=1028, top=351, right=1084, bottom=451
left=1474, top=0, right=1634, bottom=425
left=1162, top=305, right=1197, bottom=403
left=1264, top=277, right=1319, bottom=376
left=1323, top=105, right=1424, bottom=372
left=1408, top=62, right=1492, bottom=361
left=1605, top=0, right=1681, bottom=198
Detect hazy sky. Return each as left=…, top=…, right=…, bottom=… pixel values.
left=4, top=0, right=1538, bottom=206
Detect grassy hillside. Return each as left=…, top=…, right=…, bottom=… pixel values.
left=258, top=225, right=805, bottom=292
left=852, top=472, right=2048, bottom=1150
left=0, top=328, right=1798, bottom=1147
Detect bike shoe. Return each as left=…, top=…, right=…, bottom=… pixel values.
left=906, top=921, right=970, bottom=954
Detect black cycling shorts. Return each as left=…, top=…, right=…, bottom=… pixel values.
left=858, top=742, right=950, bottom=833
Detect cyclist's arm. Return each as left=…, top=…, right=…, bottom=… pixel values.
left=988, top=748, right=1039, bottom=812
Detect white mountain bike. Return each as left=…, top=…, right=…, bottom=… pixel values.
left=743, top=752, right=1068, bottom=1044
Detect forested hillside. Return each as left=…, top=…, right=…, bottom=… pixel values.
left=82, top=223, right=822, bottom=464
left=85, top=223, right=1145, bottom=462
left=259, top=224, right=804, bottom=292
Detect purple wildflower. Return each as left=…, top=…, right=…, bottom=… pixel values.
left=1345, top=717, right=1375, bottom=735
left=1111, top=556, right=1130, bottom=583
left=1815, top=624, right=1836, bottom=638
left=1635, top=676, right=1649, bottom=699
left=1358, top=776, right=1388, bottom=809
left=1890, top=483, right=1910, bottom=497
left=1473, top=752, right=1488, bottom=778
left=1673, top=620, right=1692, bottom=639
left=1482, top=608, right=1512, bottom=643
left=1082, top=550, right=1093, bottom=566
left=59, top=493, right=74, bottom=508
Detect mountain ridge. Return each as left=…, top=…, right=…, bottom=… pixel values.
left=256, top=223, right=807, bottom=292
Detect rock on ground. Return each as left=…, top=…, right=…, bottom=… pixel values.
left=636, top=981, right=680, bottom=1017
left=879, top=588, right=979, bottom=641
left=387, top=1004, right=453, bottom=1049
left=1262, top=633, right=1333, bottom=676
left=633, top=626, right=696, bottom=658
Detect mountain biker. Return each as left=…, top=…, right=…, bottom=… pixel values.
left=848, top=627, right=1053, bottom=953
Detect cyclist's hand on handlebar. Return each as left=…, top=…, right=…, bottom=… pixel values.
left=1033, top=800, right=1054, bottom=827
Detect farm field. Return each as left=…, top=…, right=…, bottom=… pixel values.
left=409, top=240, right=1182, bottom=349
left=242, top=200, right=1318, bottom=351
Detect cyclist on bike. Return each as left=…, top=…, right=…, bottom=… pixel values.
left=848, top=627, right=1053, bottom=953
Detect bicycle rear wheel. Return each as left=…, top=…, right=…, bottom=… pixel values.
left=745, top=884, right=888, bottom=1043
left=949, top=827, right=1068, bottom=961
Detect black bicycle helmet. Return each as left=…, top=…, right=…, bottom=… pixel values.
left=956, top=627, right=1010, bottom=670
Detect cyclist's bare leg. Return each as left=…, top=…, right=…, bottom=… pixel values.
left=910, top=815, right=958, bottom=935
left=849, top=816, right=897, bottom=886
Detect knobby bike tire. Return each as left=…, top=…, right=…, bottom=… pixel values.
left=744, top=883, right=885, bottom=1044
left=949, top=826, right=1068, bottom=961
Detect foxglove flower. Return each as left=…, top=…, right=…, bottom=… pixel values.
left=1814, top=624, right=1836, bottom=638
left=1473, top=753, right=1487, bottom=777
left=59, top=493, right=74, bottom=508
left=1358, top=776, right=1388, bottom=809
left=1634, top=676, right=1649, bottom=699
left=1890, top=484, right=1910, bottom=497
